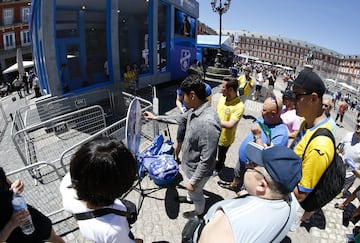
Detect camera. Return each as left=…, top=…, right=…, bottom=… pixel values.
left=122, top=199, right=137, bottom=225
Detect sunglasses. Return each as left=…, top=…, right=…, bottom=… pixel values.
left=292, top=92, right=312, bottom=100
left=245, top=162, right=268, bottom=182
left=322, top=104, right=330, bottom=108
left=271, top=95, right=279, bottom=113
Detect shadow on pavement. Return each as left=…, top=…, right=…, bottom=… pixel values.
left=203, top=189, right=224, bottom=215
left=300, top=209, right=326, bottom=231
left=164, top=186, right=180, bottom=219
left=280, top=236, right=291, bottom=243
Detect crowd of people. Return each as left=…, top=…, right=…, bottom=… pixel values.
left=2, top=64, right=360, bottom=242
left=0, top=70, right=41, bottom=99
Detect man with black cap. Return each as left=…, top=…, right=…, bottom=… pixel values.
left=289, top=69, right=335, bottom=224
left=193, top=143, right=302, bottom=243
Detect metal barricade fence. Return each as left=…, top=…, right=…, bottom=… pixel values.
left=11, top=88, right=115, bottom=133
left=0, top=102, right=8, bottom=142
left=6, top=96, right=154, bottom=238
left=11, top=89, right=151, bottom=139
left=12, top=95, right=59, bottom=131
left=12, top=105, right=107, bottom=180
left=44, top=89, right=116, bottom=122
left=58, top=96, right=154, bottom=171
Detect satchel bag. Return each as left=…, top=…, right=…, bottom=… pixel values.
left=238, top=82, right=247, bottom=96
left=181, top=217, right=205, bottom=243
left=300, top=128, right=346, bottom=212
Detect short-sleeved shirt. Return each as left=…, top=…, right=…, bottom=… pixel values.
left=238, top=117, right=289, bottom=164
left=338, top=102, right=348, bottom=115
left=60, top=173, right=134, bottom=243
left=255, top=72, right=264, bottom=86
left=341, top=132, right=360, bottom=178
left=290, top=119, right=334, bottom=192
left=280, top=109, right=302, bottom=134
left=217, top=96, right=244, bottom=147
left=237, top=75, right=254, bottom=97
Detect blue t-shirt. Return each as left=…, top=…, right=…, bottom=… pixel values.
left=238, top=117, right=289, bottom=164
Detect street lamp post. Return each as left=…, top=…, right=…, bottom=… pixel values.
left=211, top=0, right=231, bottom=68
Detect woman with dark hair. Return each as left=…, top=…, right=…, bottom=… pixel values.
left=60, top=136, right=141, bottom=243
left=0, top=167, right=64, bottom=243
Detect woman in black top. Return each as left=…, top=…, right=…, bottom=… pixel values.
left=0, top=167, right=64, bottom=243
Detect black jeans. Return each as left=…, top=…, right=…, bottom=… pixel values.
left=215, top=145, right=230, bottom=172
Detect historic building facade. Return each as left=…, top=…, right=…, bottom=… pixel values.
left=229, top=30, right=359, bottom=87
left=0, top=0, right=31, bottom=82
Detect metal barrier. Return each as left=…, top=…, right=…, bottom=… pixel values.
left=5, top=162, right=78, bottom=237
left=10, top=89, right=152, bottom=137
left=12, top=105, right=106, bottom=175
left=58, top=96, right=154, bottom=172
left=44, top=89, right=116, bottom=122
left=11, top=88, right=115, bottom=133
left=7, top=96, right=154, bottom=238
left=0, top=102, right=8, bottom=142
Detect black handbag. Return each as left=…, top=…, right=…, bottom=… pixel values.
left=181, top=217, right=205, bottom=243
left=73, top=199, right=137, bottom=225
left=300, top=128, right=346, bottom=212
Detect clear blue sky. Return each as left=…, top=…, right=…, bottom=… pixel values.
left=199, top=0, right=360, bottom=55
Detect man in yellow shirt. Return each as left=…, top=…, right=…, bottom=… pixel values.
left=290, top=69, right=334, bottom=226
left=237, top=67, right=254, bottom=101
left=214, top=77, right=244, bottom=175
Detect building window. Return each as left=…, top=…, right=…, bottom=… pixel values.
left=4, top=32, right=15, bottom=50
left=55, top=2, right=108, bottom=91
left=119, top=1, right=150, bottom=75
left=21, top=30, right=31, bottom=46
left=22, top=7, right=30, bottom=23
left=157, top=1, right=169, bottom=73
left=3, top=8, right=14, bottom=25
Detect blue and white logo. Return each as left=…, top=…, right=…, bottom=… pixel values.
left=180, top=49, right=191, bottom=72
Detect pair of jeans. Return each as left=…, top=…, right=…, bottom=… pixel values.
left=184, top=175, right=211, bottom=215
left=215, top=145, right=230, bottom=172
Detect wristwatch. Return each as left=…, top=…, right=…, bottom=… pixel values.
left=253, top=134, right=261, bottom=141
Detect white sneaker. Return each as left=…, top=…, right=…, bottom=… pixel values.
left=212, top=170, right=219, bottom=177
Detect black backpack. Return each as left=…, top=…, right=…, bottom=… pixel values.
left=300, top=128, right=346, bottom=212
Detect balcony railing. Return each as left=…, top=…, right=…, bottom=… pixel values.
left=0, top=21, right=29, bottom=29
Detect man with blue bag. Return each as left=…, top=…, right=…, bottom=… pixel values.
left=144, top=74, right=221, bottom=219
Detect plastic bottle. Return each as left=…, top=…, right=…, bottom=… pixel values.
left=12, top=193, right=35, bottom=235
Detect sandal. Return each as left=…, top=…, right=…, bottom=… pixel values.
left=334, top=203, right=344, bottom=210
left=217, top=180, right=236, bottom=190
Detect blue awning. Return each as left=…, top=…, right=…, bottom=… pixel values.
left=197, top=35, right=233, bottom=53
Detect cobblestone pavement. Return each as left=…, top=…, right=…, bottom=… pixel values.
left=0, top=77, right=359, bottom=243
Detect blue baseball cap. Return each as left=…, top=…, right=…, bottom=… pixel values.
left=245, top=142, right=302, bottom=192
